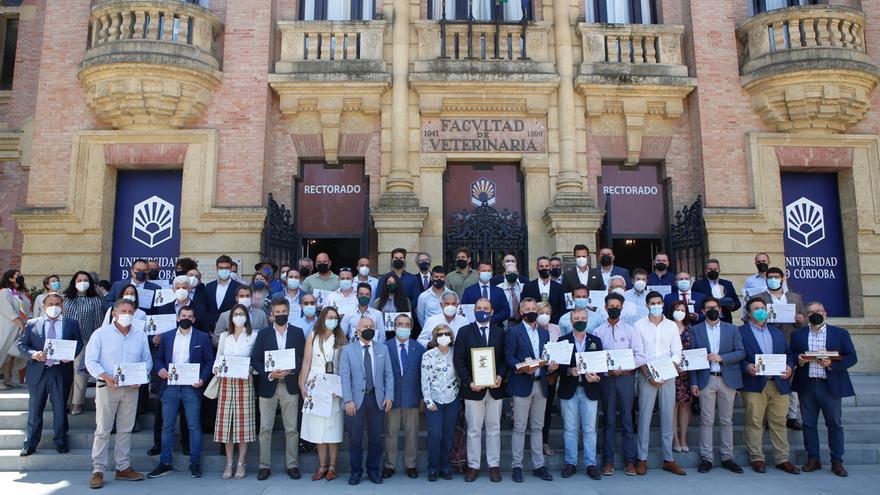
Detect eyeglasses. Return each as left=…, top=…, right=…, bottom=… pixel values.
left=437, top=333, right=452, bottom=337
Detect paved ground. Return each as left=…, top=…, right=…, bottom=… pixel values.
left=4, top=466, right=879, bottom=495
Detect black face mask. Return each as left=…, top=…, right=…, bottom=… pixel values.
left=432, top=279, right=445, bottom=289
left=14, top=275, right=24, bottom=287
left=654, top=262, right=668, bottom=272
left=316, top=263, right=330, bottom=274
left=705, top=308, right=720, bottom=321
left=455, top=259, right=468, bottom=269
left=538, top=268, right=550, bottom=279
left=808, top=313, right=824, bottom=326
left=418, top=261, right=430, bottom=272
left=550, top=268, right=561, bottom=278
left=175, top=270, right=186, bottom=277
left=147, top=269, right=160, bottom=280
left=506, top=273, right=519, bottom=283
left=607, top=307, right=622, bottom=320
left=392, top=259, right=405, bottom=270
left=133, top=271, right=146, bottom=282
left=706, top=270, right=720, bottom=281
left=386, top=284, right=397, bottom=294
left=522, top=312, right=538, bottom=324
left=178, top=318, right=193, bottom=329
left=360, top=328, right=375, bottom=341
left=756, top=262, right=769, bottom=273
left=298, top=266, right=311, bottom=278
left=600, top=255, right=613, bottom=267
left=275, top=314, right=289, bottom=326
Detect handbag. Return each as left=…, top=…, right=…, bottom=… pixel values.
left=203, top=332, right=226, bottom=400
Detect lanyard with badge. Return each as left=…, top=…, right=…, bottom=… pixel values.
left=317, top=334, right=336, bottom=374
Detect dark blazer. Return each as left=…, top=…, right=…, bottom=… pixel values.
left=453, top=322, right=508, bottom=401
left=790, top=324, right=857, bottom=398
left=204, top=279, right=242, bottom=333
left=18, top=316, right=82, bottom=385
left=251, top=324, right=306, bottom=398
left=689, top=321, right=745, bottom=390
left=416, top=272, right=432, bottom=293
left=154, top=328, right=214, bottom=398
left=692, top=278, right=741, bottom=323
left=586, top=266, right=632, bottom=291
left=190, top=283, right=209, bottom=313
left=663, top=290, right=707, bottom=323
left=385, top=337, right=425, bottom=409
left=153, top=299, right=207, bottom=330
left=754, top=290, right=804, bottom=341
left=105, top=280, right=161, bottom=309
left=504, top=322, right=550, bottom=397
left=461, top=283, right=511, bottom=327
left=561, top=268, right=593, bottom=294
left=521, top=279, right=565, bottom=324
left=738, top=323, right=795, bottom=394
left=556, top=332, right=602, bottom=401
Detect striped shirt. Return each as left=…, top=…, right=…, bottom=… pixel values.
left=808, top=324, right=828, bottom=379
left=62, top=295, right=104, bottom=344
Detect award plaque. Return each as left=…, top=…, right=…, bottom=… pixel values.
left=471, top=347, right=496, bottom=387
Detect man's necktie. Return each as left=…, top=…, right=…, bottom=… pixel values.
left=400, top=343, right=408, bottom=373
left=363, top=345, right=374, bottom=391
left=482, top=285, right=489, bottom=299
left=510, top=287, right=520, bottom=320
left=682, top=292, right=689, bottom=307
left=481, top=327, right=488, bottom=346
left=46, top=319, right=57, bottom=367
left=423, top=276, right=428, bottom=290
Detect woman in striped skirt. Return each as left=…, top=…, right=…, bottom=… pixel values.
left=213, top=304, right=258, bottom=479
left=61, top=271, right=105, bottom=411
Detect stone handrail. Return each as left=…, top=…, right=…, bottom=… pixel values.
left=578, top=22, right=685, bottom=66
left=415, top=21, right=550, bottom=62
left=277, top=20, right=385, bottom=64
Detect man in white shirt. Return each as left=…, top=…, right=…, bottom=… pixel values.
left=326, top=268, right=358, bottom=319
left=418, top=291, right=469, bottom=347
left=624, top=268, right=650, bottom=319
left=343, top=283, right=386, bottom=343
left=414, top=252, right=433, bottom=293
left=276, top=269, right=303, bottom=318
left=416, top=266, right=447, bottom=325
left=496, top=264, right=524, bottom=324
left=594, top=275, right=639, bottom=323
left=633, top=292, right=685, bottom=476
left=356, top=258, right=379, bottom=303
left=561, top=244, right=592, bottom=294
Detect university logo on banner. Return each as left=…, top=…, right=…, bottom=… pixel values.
left=132, top=196, right=175, bottom=248
left=785, top=197, right=824, bottom=249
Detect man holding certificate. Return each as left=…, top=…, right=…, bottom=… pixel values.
left=251, top=298, right=306, bottom=480
left=739, top=297, right=799, bottom=475
left=452, top=297, right=507, bottom=482
left=84, top=298, right=153, bottom=489
left=148, top=306, right=214, bottom=479
left=18, top=292, right=82, bottom=456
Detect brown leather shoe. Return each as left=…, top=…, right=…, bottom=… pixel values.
left=325, top=469, right=337, bottom=481
left=802, top=459, right=822, bottom=472
left=601, top=463, right=614, bottom=476
left=489, top=467, right=502, bottom=482
left=831, top=461, right=848, bottom=477
left=636, top=460, right=647, bottom=475
left=775, top=461, right=801, bottom=474
left=662, top=460, right=686, bottom=476
left=89, top=472, right=104, bottom=489
left=287, top=467, right=301, bottom=479
left=624, top=462, right=637, bottom=476
left=114, top=467, right=144, bottom=481
left=405, top=468, right=418, bottom=479
left=751, top=460, right=766, bottom=473
left=786, top=418, right=802, bottom=430
left=465, top=468, right=479, bottom=482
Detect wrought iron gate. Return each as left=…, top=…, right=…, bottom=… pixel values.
left=669, top=195, right=707, bottom=276
left=262, top=193, right=297, bottom=267
left=443, top=203, right=528, bottom=273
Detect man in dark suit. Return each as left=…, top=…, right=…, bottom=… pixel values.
left=692, top=259, right=741, bottom=323
left=689, top=297, right=745, bottom=474
left=489, top=253, right=529, bottom=286
left=453, top=297, right=508, bottom=483
left=521, top=256, right=565, bottom=324
left=462, top=262, right=510, bottom=327
left=738, top=297, right=799, bottom=475
left=147, top=306, right=214, bottom=478
left=251, top=298, right=306, bottom=480
left=204, top=255, right=241, bottom=334
left=104, top=258, right=161, bottom=310
left=790, top=302, right=858, bottom=477
left=561, top=244, right=593, bottom=294
left=589, top=247, right=632, bottom=291
left=18, top=293, right=82, bottom=455
left=663, top=271, right=706, bottom=323
left=383, top=314, right=425, bottom=479
left=505, top=298, right=557, bottom=482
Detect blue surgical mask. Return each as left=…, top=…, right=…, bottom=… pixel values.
left=753, top=308, right=769, bottom=323
left=217, top=269, right=231, bottom=280
left=287, top=278, right=300, bottom=290
left=302, top=305, right=316, bottom=317
left=767, top=278, right=782, bottom=290
left=677, top=279, right=691, bottom=292
left=395, top=327, right=411, bottom=340
left=649, top=304, right=664, bottom=317
left=49, top=281, right=62, bottom=291
left=479, top=272, right=492, bottom=283
left=253, top=280, right=266, bottom=290
left=339, top=279, right=353, bottom=291
left=474, top=310, right=491, bottom=323
left=573, top=298, right=589, bottom=310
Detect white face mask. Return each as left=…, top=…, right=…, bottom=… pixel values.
left=358, top=266, right=370, bottom=277
left=325, top=318, right=339, bottom=330
left=633, top=280, right=647, bottom=292
left=442, top=305, right=458, bottom=317
left=611, top=287, right=625, bottom=295
left=189, top=276, right=200, bottom=288
left=45, top=305, right=62, bottom=319
left=122, top=295, right=136, bottom=302
left=75, top=281, right=90, bottom=292
left=237, top=297, right=252, bottom=308
left=673, top=310, right=687, bottom=322
left=116, top=314, right=134, bottom=327
left=437, top=335, right=452, bottom=347
left=175, top=288, right=189, bottom=301
left=536, top=313, right=551, bottom=326
left=232, top=315, right=247, bottom=327
left=576, top=256, right=589, bottom=268
left=339, top=279, right=353, bottom=291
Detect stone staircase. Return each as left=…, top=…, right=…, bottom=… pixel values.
left=0, top=376, right=878, bottom=473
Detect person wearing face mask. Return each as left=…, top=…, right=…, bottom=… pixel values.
left=496, top=263, right=525, bottom=324
left=415, top=252, right=433, bottom=293
left=0, top=269, right=29, bottom=389
left=592, top=293, right=645, bottom=476
left=250, top=273, right=273, bottom=320
left=153, top=276, right=205, bottom=325
left=18, top=292, right=82, bottom=456
left=521, top=256, right=565, bottom=324
left=301, top=252, right=340, bottom=295
left=376, top=248, right=421, bottom=309
left=85, top=299, right=153, bottom=489
left=383, top=314, right=425, bottom=479
left=417, top=266, right=449, bottom=326
left=104, top=259, right=161, bottom=309
left=186, top=268, right=209, bottom=311
left=446, top=246, right=479, bottom=298
left=633, top=292, right=685, bottom=476
left=148, top=306, right=214, bottom=479
left=372, top=272, right=411, bottom=315
left=594, top=276, right=639, bottom=324
left=272, top=268, right=304, bottom=318
left=418, top=291, right=469, bottom=347
left=212, top=286, right=269, bottom=348
left=790, top=302, right=857, bottom=478
left=742, top=252, right=788, bottom=301
left=462, top=262, right=511, bottom=328
left=355, top=257, right=379, bottom=302
left=60, top=271, right=106, bottom=411
left=297, top=257, right=314, bottom=279
left=688, top=297, right=745, bottom=474
left=293, top=294, right=319, bottom=337
left=343, top=283, right=386, bottom=343
left=561, top=244, right=593, bottom=294
left=624, top=268, right=651, bottom=319
left=100, top=285, right=148, bottom=326
left=326, top=268, right=358, bottom=318
left=204, top=255, right=242, bottom=335
left=738, top=298, right=798, bottom=474
left=663, top=271, right=706, bottom=324
left=647, top=252, right=674, bottom=287
left=754, top=267, right=805, bottom=430
left=340, top=317, right=395, bottom=485
left=489, top=254, right=529, bottom=286
left=549, top=257, right=564, bottom=284
left=667, top=301, right=693, bottom=454
left=589, top=247, right=632, bottom=291
left=557, top=285, right=604, bottom=336
left=421, top=323, right=460, bottom=481
left=33, top=275, right=62, bottom=318
left=146, top=260, right=164, bottom=287
left=254, top=259, right=282, bottom=294
left=692, top=259, right=741, bottom=323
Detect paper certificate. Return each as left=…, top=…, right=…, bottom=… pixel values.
left=576, top=351, right=608, bottom=374
left=313, top=289, right=331, bottom=308
left=136, top=288, right=155, bottom=310
left=471, top=347, right=496, bottom=387
left=302, top=389, right=333, bottom=417
left=144, top=314, right=177, bottom=336
left=152, top=288, right=175, bottom=307
left=316, top=373, right=342, bottom=397
left=606, top=348, right=636, bottom=371
left=646, top=356, right=679, bottom=381
left=755, top=354, right=787, bottom=376
left=563, top=292, right=574, bottom=310
left=167, top=363, right=200, bottom=386
left=43, top=338, right=76, bottom=361
left=542, top=341, right=573, bottom=365
left=265, top=348, right=297, bottom=372
left=113, top=362, right=149, bottom=386
left=457, top=304, right=476, bottom=323
left=383, top=311, right=411, bottom=330
left=588, top=290, right=607, bottom=308
left=647, top=285, right=672, bottom=296
left=679, top=348, right=710, bottom=371
left=767, top=303, right=796, bottom=324
left=216, top=355, right=250, bottom=379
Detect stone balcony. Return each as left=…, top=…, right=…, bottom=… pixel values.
left=78, top=0, right=223, bottom=129
left=575, top=22, right=695, bottom=165
left=737, top=4, right=880, bottom=133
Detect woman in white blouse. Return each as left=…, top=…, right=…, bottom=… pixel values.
left=420, top=323, right=461, bottom=481
left=212, top=304, right=258, bottom=480
left=100, top=285, right=148, bottom=326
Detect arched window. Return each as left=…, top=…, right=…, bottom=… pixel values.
left=586, top=0, right=657, bottom=24
left=749, top=1, right=818, bottom=16
left=430, top=0, right=534, bottom=22
left=300, top=0, right=375, bottom=21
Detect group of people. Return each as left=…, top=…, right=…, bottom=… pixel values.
left=0, top=244, right=858, bottom=489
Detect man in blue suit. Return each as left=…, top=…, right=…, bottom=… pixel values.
left=383, top=314, right=425, bottom=479
left=505, top=298, right=557, bottom=482
left=691, top=259, right=741, bottom=323
left=341, top=316, right=395, bottom=485
left=104, top=258, right=161, bottom=310
left=462, top=262, right=510, bottom=327
left=203, top=255, right=241, bottom=334
left=689, top=297, right=745, bottom=474
left=520, top=256, right=566, bottom=324
left=738, top=297, right=800, bottom=475
left=147, top=306, right=214, bottom=479
left=790, top=302, right=858, bottom=477
left=18, top=292, right=82, bottom=455
left=587, top=247, right=632, bottom=290
left=663, top=271, right=706, bottom=323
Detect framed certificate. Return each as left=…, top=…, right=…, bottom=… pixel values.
left=471, top=347, right=496, bottom=387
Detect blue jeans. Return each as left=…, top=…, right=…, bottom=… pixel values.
left=561, top=387, right=598, bottom=467
left=799, top=379, right=844, bottom=462
left=160, top=385, right=202, bottom=465
left=426, top=399, right=460, bottom=473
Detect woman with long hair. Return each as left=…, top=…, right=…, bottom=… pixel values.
left=62, top=271, right=105, bottom=413
left=668, top=300, right=693, bottom=453
left=0, top=269, right=27, bottom=389
left=372, top=272, right=411, bottom=314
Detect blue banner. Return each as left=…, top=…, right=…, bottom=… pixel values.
left=110, top=170, right=182, bottom=283
left=780, top=173, right=849, bottom=316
